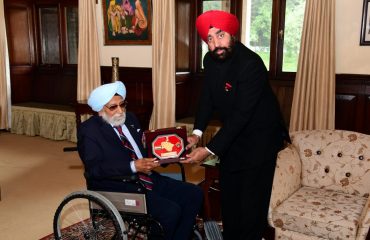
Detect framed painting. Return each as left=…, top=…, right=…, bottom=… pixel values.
left=360, top=0, right=370, bottom=45
left=102, top=0, right=151, bottom=45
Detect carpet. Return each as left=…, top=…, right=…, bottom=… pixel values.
left=39, top=219, right=89, bottom=240
left=40, top=216, right=208, bottom=240
left=40, top=218, right=120, bottom=240
left=39, top=217, right=148, bottom=240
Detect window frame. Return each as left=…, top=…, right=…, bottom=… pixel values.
left=61, top=4, right=78, bottom=65
left=34, top=0, right=78, bottom=68
left=270, top=0, right=299, bottom=81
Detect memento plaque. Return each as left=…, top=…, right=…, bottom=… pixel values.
left=144, top=126, right=188, bottom=164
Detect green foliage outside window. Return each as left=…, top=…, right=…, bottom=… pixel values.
left=282, top=0, right=305, bottom=71
left=249, top=0, right=305, bottom=72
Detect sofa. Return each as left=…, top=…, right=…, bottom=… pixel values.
left=268, top=130, right=370, bottom=239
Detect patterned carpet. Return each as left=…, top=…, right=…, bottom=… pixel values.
left=40, top=217, right=150, bottom=240
left=40, top=217, right=207, bottom=240
left=40, top=218, right=119, bottom=240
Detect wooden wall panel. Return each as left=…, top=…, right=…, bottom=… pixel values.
left=270, top=74, right=370, bottom=134
left=5, top=0, right=78, bottom=105
left=176, top=0, right=191, bottom=71
left=5, top=0, right=35, bottom=103
left=57, top=67, right=77, bottom=105
left=32, top=66, right=77, bottom=105
left=335, top=94, right=358, bottom=132
left=363, top=81, right=370, bottom=135
left=270, top=79, right=294, bottom=127
left=336, top=74, right=370, bottom=134
left=175, top=73, right=205, bottom=119
left=5, top=4, right=34, bottom=65
left=9, top=66, right=34, bottom=103
left=365, top=95, right=370, bottom=134
left=175, top=73, right=192, bottom=119
left=33, top=67, right=55, bottom=103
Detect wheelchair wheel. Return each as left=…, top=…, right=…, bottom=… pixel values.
left=53, top=190, right=127, bottom=240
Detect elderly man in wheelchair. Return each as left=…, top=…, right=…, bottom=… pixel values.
left=64, top=81, right=203, bottom=239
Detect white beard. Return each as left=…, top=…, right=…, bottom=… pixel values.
left=101, top=111, right=126, bottom=127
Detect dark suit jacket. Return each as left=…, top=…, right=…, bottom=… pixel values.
left=77, top=112, right=147, bottom=192
left=194, top=41, right=289, bottom=172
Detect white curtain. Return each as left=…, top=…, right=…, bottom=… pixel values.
left=0, top=0, right=11, bottom=129
left=77, top=0, right=101, bottom=101
left=289, top=0, right=336, bottom=131
left=149, top=0, right=176, bottom=129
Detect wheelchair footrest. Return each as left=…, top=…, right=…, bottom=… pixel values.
left=204, top=220, right=223, bottom=240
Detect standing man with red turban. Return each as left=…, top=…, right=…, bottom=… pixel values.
left=184, top=10, right=290, bottom=239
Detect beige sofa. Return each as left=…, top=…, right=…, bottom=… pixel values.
left=269, top=130, right=370, bottom=240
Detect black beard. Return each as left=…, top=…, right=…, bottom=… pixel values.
left=209, top=40, right=235, bottom=62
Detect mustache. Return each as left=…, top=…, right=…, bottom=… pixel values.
left=101, top=111, right=126, bottom=126
left=212, top=47, right=229, bottom=54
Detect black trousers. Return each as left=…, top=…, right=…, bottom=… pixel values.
left=146, top=173, right=203, bottom=240
left=220, top=160, right=276, bottom=240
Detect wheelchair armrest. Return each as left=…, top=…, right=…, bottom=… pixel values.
left=84, top=172, right=138, bottom=183
left=84, top=172, right=147, bottom=193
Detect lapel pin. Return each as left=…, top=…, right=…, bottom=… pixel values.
left=225, top=82, right=232, bottom=92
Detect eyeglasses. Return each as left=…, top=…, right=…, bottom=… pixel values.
left=104, top=100, right=128, bottom=111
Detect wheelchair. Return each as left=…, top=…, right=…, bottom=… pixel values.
left=53, top=167, right=204, bottom=240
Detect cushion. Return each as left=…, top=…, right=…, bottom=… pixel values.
left=272, top=186, right=368, bottom=239
left=291, top=130, right=370, bottom=196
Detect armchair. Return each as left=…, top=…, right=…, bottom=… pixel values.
left=269, top=130, right=370, bottom=240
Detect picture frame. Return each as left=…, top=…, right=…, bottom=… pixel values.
left=144, top=126, right=189, bottom=164
left=360, top=0, right=370, bottom=45
left=102, top=0, right=151, bottom=45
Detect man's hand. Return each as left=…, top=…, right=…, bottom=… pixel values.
left=182, top=147, right=210, bottom=164
left=135, top=158, right=159, bottom=174
left=186, top=134, right=200, bottom=150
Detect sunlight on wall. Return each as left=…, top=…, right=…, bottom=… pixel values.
left=336, top=0, right=370, bottom=74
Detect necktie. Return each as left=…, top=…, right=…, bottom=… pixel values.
left=115, top=126, right=153, bottom=191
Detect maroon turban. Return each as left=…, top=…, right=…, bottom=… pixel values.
left=196, top=10, right=239, bottom=42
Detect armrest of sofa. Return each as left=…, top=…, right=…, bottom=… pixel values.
left=268, top=144, right=302, bottom=227
left=356, top=196, right=370, bottom=239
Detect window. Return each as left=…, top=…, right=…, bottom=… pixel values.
left=244, top=0, right=305, bottom=78
left=39, top=7, right=60, bottom=64
left=243, top=0, right=272, bottom=69
left=65, top=7, right=78, bottom=64
left=281, top=0, right=305, bottom=72
left=36, top=2, right=78, bottom=66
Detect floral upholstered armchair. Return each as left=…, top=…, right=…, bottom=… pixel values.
left=268, top=130, right=370, bottom=240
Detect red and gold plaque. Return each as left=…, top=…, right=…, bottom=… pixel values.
left=144, top=126, right=188, bottom=164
